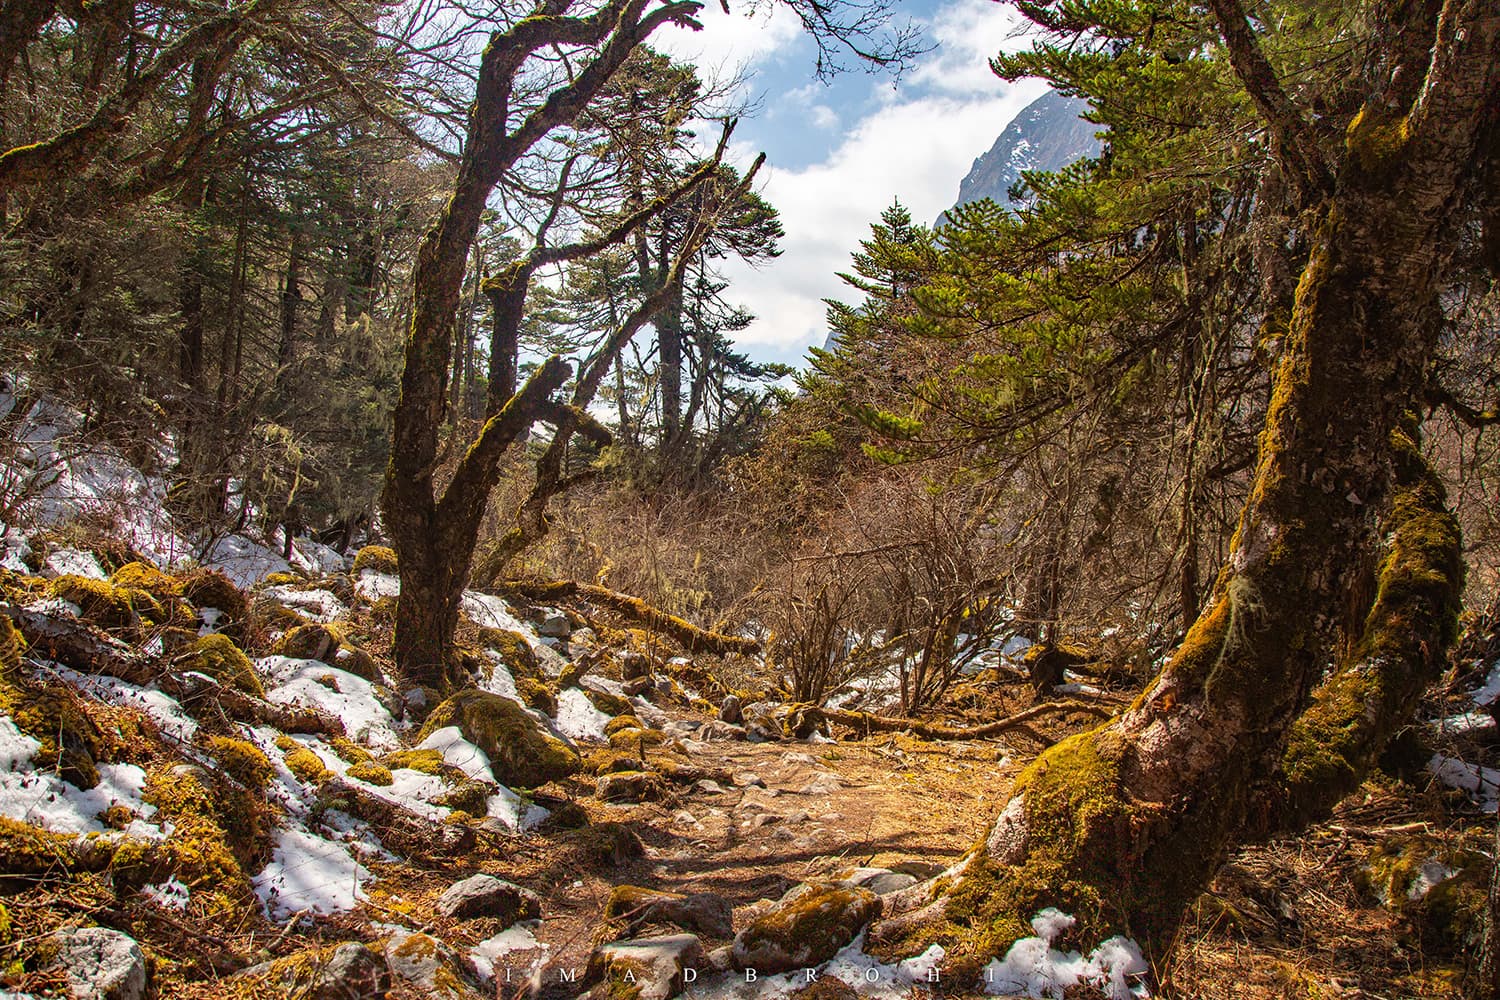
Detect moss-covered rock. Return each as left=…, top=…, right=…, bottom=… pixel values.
left=435, top=779, right=493, bottom=816
left=347, top=759, right=394, bottom=786
left=567, top=821, right=645, bottom=867
left=273, top=623, right=380, bottom=682
left=596, top=770, right=671, bottom=804
left=604, top=715, right=644, bottom=737
left=732, top=884, right=880, bottom=973
left=605, top=885, right=735, bottom=939
left=516, top=677, right=557, bottom=715
left=179, top=633, right=263, bottom=695
left=48, top=575, right=162, bottom=630
left=608, top=727, right=668, bottom=751
left=110, top=561, right=182, bottom=600
left=277, top=736, right=331, bottom=784
left=328, top=737, right=375, bottom=765
left=479, top=628, right=540, bottom=679
left=352, top=545, right=398, bottom=575
left=205, top=736, right=273, bottom=790
left=175, top=568, right=251, bottom=641
left=382, top=748, right=445, bottom=774
left=588, top=751, right=644, bottom=776
left=113, top=764, right=257, bottom=901
left=586, top=689, right=633, bottom=717
left=11, top=685, right=103, bottom=789
left=586, top=934, right=704, bottom=1000
left=417, top=689, right=580, bottom=789
left=262, top=571, right=305, bottom=587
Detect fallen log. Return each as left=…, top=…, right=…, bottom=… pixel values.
left=811, top=700, right=1114, bottom=741
left=495, top=579, right=761, bottom=656
left=2, top=601, right=156, bottom=684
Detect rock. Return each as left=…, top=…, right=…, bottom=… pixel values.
left=800, top=773, right=842, bottom=796
left=597, top=770, right=671, bottom=803
left=663, top=720, right=701, bottom=737
left=307, top=942, right=390, bottom=1000
left=784, top=810, right=810, bottom=825
left=697, top=721, right=748, bottom=742
left=437, top=874, right=542, bottom=924
left=45, top=926, right=148, bottom=1000
left=731, top=884, right=880, bottom=974
left=622, top=676, right=652, bottom=697
left=621, top=651, right=652, bottom=680
left=571, top=627, right=598, bottom=647
left=605, top=885, right=735, bottom=938
left=890, top=859, right=946, bottom=880
left=586, top=934, right=704, bottom=1000
left=693, top=779, right=725, bottom=796
left=706, top=944, right=734, bottom=972
left=538, top=613, right=572, bottom=639
left=416, top=689, right=580, bottom=788
left=732, top=771, right=765, bottom=788
left=749, top=813, right=781, bottom=828
left=384, top=930, right=485, bottom=999
left=719, top=694, right=743, bottom=724
left=842, top=867, right=918, bottom=895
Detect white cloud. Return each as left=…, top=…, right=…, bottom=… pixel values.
left=808, top=104, right=839, bottom=129
left=909, top=0, right=1038, bottom=97
left=724, top=82, right=1046, bottom=352
left=655, top=2, right=803, bottom=80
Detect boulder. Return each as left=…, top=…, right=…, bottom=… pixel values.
left=437, top=874, right=542, bottom=924
left=307, top=942, right=390, bottom=1000
left=384, top=930, right=485, bottom=999
left=605, top=886, right=734, bottom=939
left=45, top=926, right=148, bottom=1000
left=597, top=770, right=671, bottom=804
left=538, top=614, right=572, bottom=639
left=841, top=867, right=918, bottom=896
left=731, top=884, right=880, bottom=974
left=416, top=689, right=580, bottom=788
left=586, top=934, right=704, bottom=1000
left=719, top=694, right=743, bottom=724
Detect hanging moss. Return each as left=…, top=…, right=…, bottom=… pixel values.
left=417, top=689, right=580, bottom=789
left=352, top=545, right=398, bottom=575
left=179, top=634, right=263, bottom=696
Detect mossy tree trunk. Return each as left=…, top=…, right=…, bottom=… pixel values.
left=382, top=0, right=714, bottom=689
left=871, top=0, right=1496, bottom=978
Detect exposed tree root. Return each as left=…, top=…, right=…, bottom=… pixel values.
left=811, top=699, right=1114, bottom=740
left=494, top=578, right=762, bottom=656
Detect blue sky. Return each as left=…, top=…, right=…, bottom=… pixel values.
left=654, top=0, right=1049, bottom=367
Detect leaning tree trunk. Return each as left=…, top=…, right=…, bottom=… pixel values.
left=869, top=2, right=1497, bottom=980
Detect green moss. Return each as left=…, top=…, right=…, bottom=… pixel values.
left=352, top=545, right=398, bottom=575
left=587, top=751, right=642, bottom=776
left=416, top=689, right=580, bottom=788
left=49, top=575, right=162, bottom=629
left=479, top=628, right=540, bottom=678
left=381, top=748, right=445, bottom=774
left=12, top=686, right=103, bottom=789
left=110, top=561, right=182, bottom=598
left=517, top=677, right=557, bottom=715
left=347, top=760, right=394, bottom=785
left=205, top=736, right=273, bottom=790
left=180, top=634, right=263, bottom=696
left=278, top=739, right=331, bottom=784
left=585, top=689, right=632, bottom=717
left=435, top=779, right=492, bottom=816
left=0, top=615, right=23, bottom=673
left=1346, top=104, right=1411, bottom=178
left=329, top=737, right=375, bottom=765
left=114, top=765, right=254, bottom=896
left=735, top=884, right=880, bottom=972
left=604, top=715, right=643, bottom=737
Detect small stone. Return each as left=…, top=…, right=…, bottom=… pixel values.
left=539, top=614, right=572, bottom=638
left=799, top=773, right=842, bottom=796
left=842, top=868, right=918, bottom=895
left=784, top=810, right=810, bottom=825
left=587, top=934, right=704, bottom=1000
left=719, top=694, right=743, bottom=724
left=693, top=779, right=725, bottom=795
left=46, top=926, right=148, bottom=1000
left=385, top=930, right=484, bottom=997
left=622, top=676, right=652, bottom=697
left=697, top=721, right=747, bottom=742
left=436, top=874, right=542, bottom=924
left=308, top=942, right=390, bottom=1000
left=750, top=813, right=782, bottom=828
left=732, top=771, right=765, bottom=788
left=597, top=770, right=670, bottom=803
left=621, top=651, right=652, bottom=680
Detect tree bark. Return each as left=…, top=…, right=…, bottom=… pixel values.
left=869, top=0, right=1498, bottom=978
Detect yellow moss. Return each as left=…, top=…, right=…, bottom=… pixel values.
left=417, top=689, right=579, bottom=788
left=280, top=742, right=331, bottom=784
left=607, top=727, right=667, bottom=751
left=381, top=748, right=445, bottom=774
left=586, top=751, right=641, bottom=776
left=346, top=759, right=393, bottom=785
left=435, top=779, right=492, bottom=815
left=262, top=571, right=304, bottom=587
left=517, top=677, right=557, bottom=715
left=329, top=737, right=374, bottom=765
left=585, top=689, right=633, bottom=716
left=0, top=815, right=95, bottom=875
left=114, top=764, right=256, bottom=895
left=180, top=633, right=263, bottom=695
left=48, top=575, right=162, bottom=630
left=604, top=715, right=643, bottom=737
left=110, top=561, right=182, bottom=599
left=1346, top=105, right=1411, bottom=177
left=0, top=615, right=25, bottom=674
left=205, top=736, right=273, bottom=790
left=352, top=545, right=398, bottom=575
left=11, top=685, right=103, bottom=789
left=273, top=623, right=379, bottom=681
left=479, top=628, right=540, bottom=678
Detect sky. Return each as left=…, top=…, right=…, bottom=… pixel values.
left=654, top=0, right=1050, bottom=368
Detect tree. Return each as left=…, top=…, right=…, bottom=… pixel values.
left=380, top=0, right=773, bottom=689
left=867, top=0, right=1493, bottom=981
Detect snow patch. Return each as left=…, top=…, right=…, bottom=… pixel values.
left=260, top=657, right=400, bottom=750
left=262, top=585, right=346, bottom=623
left=142, top=878, right=191, bottom=911
left=981, top=908, right=1148, bottom=1000
left=1427, top=753, right=1500, bottom=812
left=554, top=687, right=610, bottom=742
left=355, top=570, right=400, bottom=600
left=253, top=826, right=370, bottom=918
left=0, top=718, right=162, bottom=839
left=46, top=664, right=198, bottom=742
left=205, top=534, right=292, bottom=588
left=44, top=547, right=105, bottom=579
